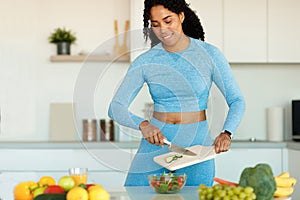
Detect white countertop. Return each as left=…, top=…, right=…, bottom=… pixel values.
left=0, top=140, right=299, bottom=151
left=108, top=186, right=199, bottom=200
left=107, top=186, right=292, bottom=200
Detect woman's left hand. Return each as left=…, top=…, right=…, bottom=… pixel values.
left=213, top=132, right=231, bottom=154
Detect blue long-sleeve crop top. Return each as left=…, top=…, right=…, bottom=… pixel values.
left=108, top=37, right=245, bottom=136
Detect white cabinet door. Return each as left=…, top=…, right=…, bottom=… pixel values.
left=288, top=149, right=300, bottom=199
left=188, top=0, right=223, bottom=50
left=223, top=0, right=267, bottom=63
left=215, top=148, right=283, bottom=183
left=0, top=149, right=133, bottom=199
left=0, top=149, right=132, bottom=172
left=268, top=0, right=300, bottom=63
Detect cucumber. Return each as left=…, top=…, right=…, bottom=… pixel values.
left=34, top=194, right=66, bottom=200
left=165, top=154, right=183, bottom=163
left=166, top=156, right=174, bottom=163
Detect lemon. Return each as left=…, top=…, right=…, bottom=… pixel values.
left=88, top=186, right=110, bottom=200
left=67, top=186, right=88, bottom=200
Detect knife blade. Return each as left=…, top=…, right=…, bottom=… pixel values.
left=163, top=138, right=197, bottom=156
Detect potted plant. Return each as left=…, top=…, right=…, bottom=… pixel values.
left=48, top=27, right=77, bottom=55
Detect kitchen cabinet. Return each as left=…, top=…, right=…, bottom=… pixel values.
left=130, top=0, right=300, bottom=63
left=215, top=148, right=287, bottom=182
left=190, top=0, right=269, bottom=63
left=288, top=149, right=300, bottom=199
left=0, top=148, right=133, bottom=190
left=130, top=0, right=268, bottom=63
left=223, top=0, right=267, bottom=63
left=188, top=0, right=223, bottom=50
left=0, top=149, right=132, bottom=171
left=268, top=0, right=300, bottom=63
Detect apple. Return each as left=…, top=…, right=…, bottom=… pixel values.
left=44, top=185, right=65, bottom=194
left=78, top=183, right=95, bottom=190
left=86, top=184, right=95, bottom=190
left=58, top=176, right=76, bottom=192
left=33, top=187, right=47, bottom=198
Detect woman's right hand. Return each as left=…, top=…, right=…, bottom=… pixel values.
left=139, top=120, right=165, bottom=146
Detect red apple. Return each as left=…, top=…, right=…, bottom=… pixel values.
left=86, top=183, right=95, bottom=190
left=44, top=185, right=65, bottom=194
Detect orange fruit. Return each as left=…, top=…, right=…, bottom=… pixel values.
left=67, top=186, right=88, bottom=200
left=87, top=184, right=103, bottom=192
left=14, top=181, right=36, bottom=200
left=38, top=176, right=56, bottom=187
left=88, top=186, right=110, bottom=200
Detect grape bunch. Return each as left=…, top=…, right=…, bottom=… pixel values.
left=198, top=184, right=256, bottom=200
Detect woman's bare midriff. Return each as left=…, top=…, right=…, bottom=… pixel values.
left=153, top=110, right=206, bottom=124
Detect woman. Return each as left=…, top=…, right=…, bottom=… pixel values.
left=108, top=0, right=245, bottom=186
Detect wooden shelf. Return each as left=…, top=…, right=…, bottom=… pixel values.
left=50, top=54, right=130, bottom=62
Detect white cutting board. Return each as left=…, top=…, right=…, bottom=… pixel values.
left=154, top=145, right=216, bottom=171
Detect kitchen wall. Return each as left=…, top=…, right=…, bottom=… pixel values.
left=232, top=64, right=300, bottom=141
left=0, top=0, right=131, bottom=140
left=0, top=0, right=299, bottom=141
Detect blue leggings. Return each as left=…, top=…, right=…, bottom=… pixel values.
left=124, top=118, right=215, bottom=186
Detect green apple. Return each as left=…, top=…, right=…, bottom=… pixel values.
left=58, top=175, right=76, bottom=192
left=33, top=187, right=47, bottom=198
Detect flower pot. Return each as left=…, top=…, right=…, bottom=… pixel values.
left=57, top=42, right=71, bottom=55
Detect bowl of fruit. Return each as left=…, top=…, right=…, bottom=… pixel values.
left=148, top=172, right=187, bottom=194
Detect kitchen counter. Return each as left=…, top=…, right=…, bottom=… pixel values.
left=106, top=187, right=292, bottom=200
left=0, top=140, right=298, bottom=149
left=108, top=186, right=199, bottom=200
left=285, top=141, right=300, bottom=151
left=0, top=185, right=199, bottom=200
left=0, top=141, right=140, bottom=149
left=1, top=186, right=292, bottom=200
left=0, top=141, right=297, bottom=199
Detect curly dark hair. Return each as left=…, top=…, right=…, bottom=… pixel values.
left=143, top=0, right=205, bottom=47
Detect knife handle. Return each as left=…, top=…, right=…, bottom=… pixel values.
left=163, top=138, right=171, bottom=145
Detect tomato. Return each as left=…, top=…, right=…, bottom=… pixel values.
left=151, top=180, right=160, bottom=187
left=177, top=177, right=183, bottom=183
left=168, top=183, right=173, bottom=190
left=178, top=181, right=183, bottom=187
left=151, top=181, right=156, bottom=187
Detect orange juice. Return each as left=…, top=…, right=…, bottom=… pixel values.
left=69, top=168, right=88, bottom=185
left=70, top=174, right=87, bottom=185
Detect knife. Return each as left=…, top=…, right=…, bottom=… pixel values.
left=163, top=138, right=197, bottom=156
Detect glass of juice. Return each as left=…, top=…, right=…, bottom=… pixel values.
left=69, top=168, right=88, bottom=185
